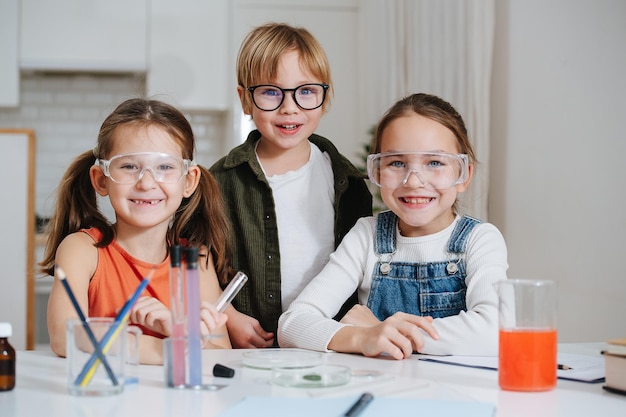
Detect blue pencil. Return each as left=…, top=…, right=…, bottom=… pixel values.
left=56, top=266, right=119, bottom=386
left=75, top=269, right=155, bottom=386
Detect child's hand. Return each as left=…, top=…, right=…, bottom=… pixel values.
left=225, top=306, right=274, bottom=348
left=389, top=312, right=438, bottom=352
left=199, top=301, right=228, bottom=336
left=128, top=296, right=172, bottom=337
left=332, top=312, right=438, bottom=360
left=340, top=305, right=381, bottom=327
left=378, top=312, right=438, bottom=358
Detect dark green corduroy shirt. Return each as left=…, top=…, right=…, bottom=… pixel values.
left=210, top=130, right=373, bottom=339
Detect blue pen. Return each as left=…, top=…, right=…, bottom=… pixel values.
left=75, top=269, right=154, bottom=386
left=343, top=393, right=374, bottom=417
left=57, top=266, right=119, bottom=386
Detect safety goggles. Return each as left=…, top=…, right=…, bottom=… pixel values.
left=95, top=152, right=192, bottom=184
left=367, top=151, right=469, bottom=190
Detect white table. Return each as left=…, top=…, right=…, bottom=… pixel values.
left=1, top=344, right=624, bottom=416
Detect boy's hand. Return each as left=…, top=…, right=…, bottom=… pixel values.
left=225, top=305, right=274, bottom=348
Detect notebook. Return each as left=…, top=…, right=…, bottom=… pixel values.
left=418, top=352, right=605, bottom=383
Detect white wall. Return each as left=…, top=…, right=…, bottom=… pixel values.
left=490, top=0, right=626, bottom=342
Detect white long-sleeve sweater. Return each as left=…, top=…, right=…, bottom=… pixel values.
left=278, top=214, right=508, bottom=356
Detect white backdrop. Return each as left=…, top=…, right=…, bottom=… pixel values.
left=490, top=0, right=626, bottom=342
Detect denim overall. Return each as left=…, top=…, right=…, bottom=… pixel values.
left=366, top=211, right=480, bottom=320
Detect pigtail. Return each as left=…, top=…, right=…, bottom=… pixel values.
left=39, top=151, right=113, bottom=276
left=169, top=165, right=232, bottom=284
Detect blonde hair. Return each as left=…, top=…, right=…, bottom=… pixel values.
left=236, top=22, right=333, bottom=113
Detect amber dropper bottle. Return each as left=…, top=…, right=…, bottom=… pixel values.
left=0, top=322, right=16, bottom=391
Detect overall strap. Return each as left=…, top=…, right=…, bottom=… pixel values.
left=447, top=215, right=481, bottom=254
left=375, top=211, right=398, bottom=255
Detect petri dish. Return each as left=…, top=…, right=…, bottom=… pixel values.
left=271, top=365, right=351, bottom=388
left=242, top=349, right=323, bottom=370
left=351, top=369, right=384, bottom=380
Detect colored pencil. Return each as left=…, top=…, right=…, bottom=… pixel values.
left=56, top=266, right=119, bottom=386
left=75, top=269, right=155, bottom=387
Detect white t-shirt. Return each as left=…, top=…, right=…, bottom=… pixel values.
left=278, top=214, right=509, bottom=356
left=263, top=142, right=335, bottom=311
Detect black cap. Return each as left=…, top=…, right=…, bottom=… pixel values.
left=212, top=363, right=235, bottom=378
left=185, top=246, right=199, bottom=269
left=170, top=245, right=181, bottom=267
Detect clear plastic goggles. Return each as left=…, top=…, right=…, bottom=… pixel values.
left=367, top=151, right=469, bottom=190
left=95, top=152, right=192, bottom=184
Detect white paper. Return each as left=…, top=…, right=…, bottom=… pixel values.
left=418, top=353, right=605, bottom=383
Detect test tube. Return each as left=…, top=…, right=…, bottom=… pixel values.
left=185, top=247, right=203, bottom=387
left=169, top=245, right=186, bottom=387
left=216, top=271, right=248, bottom=313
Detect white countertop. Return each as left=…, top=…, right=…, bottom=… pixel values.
left=1, top=343, right=624, bottom=416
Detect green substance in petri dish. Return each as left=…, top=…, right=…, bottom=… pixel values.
left=302, top=373, right=322, bottom=381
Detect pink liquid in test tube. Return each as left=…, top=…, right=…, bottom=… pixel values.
left=169, top=245, right=186, bottom=387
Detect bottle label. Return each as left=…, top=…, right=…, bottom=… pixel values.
left=0, top=359, right=15, bottom=375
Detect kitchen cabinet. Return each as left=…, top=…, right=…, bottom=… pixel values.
left=20, top=0, right=148, bottom=72
left=147, top=0, right=229, bottom=110
left=0, top=0, right=19, bottom=107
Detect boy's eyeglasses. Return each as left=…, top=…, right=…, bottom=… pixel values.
left=95, top=152, right=192, bottom=184
left=367, top=152, right=469, bottom=190
left=246, top=83, right=329, bottom=111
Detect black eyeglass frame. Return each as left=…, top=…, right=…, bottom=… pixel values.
left=246, top=83, right=329, bottom=111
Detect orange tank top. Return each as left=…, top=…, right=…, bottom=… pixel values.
left=83, top=228, right=170, bottom=338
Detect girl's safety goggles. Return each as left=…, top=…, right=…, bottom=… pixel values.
left=367, top=151, right=469, bottom=190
